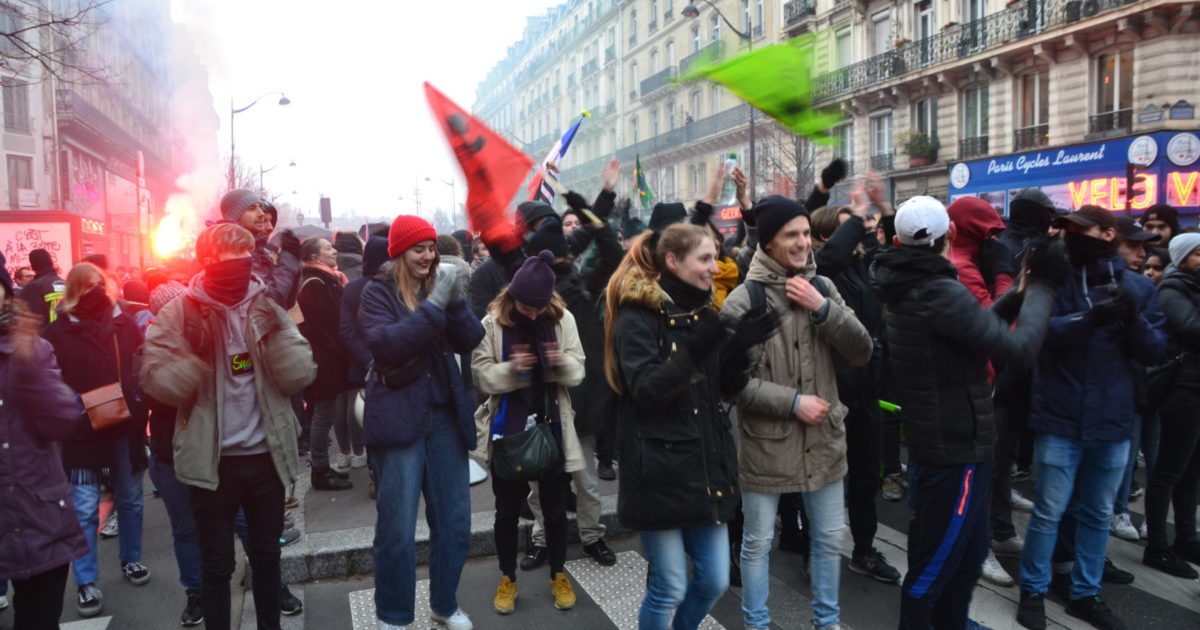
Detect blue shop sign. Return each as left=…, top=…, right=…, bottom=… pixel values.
left=948, top=131, right=1200, bottom=220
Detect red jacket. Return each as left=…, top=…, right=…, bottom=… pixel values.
left=948, top=197, right=1013, bottom=307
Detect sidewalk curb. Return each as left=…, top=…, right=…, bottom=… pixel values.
left=282, top=493, right=629, bottom=583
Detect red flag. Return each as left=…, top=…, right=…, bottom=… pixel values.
left=424, top=82, right=531, bottom=252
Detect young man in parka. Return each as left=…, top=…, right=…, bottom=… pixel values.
left=141, top=223, right=316, bottom=630
left=721, top=195, right=874, bottom=630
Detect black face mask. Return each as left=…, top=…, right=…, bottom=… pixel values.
left=73, top=286, right=112, bottom=320
left=203, top=257, right=254, bottom=305
left=1063, top=231, right=1117, bottom=267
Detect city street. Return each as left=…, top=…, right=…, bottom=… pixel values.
left=3, top=462, right=1196, bottom=630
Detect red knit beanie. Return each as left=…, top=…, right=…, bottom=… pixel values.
left=387, top=215, right=437, bottom=258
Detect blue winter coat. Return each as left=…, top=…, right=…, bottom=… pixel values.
left=358, top=279, right=483, bottom=450
left=1029, top=255, right=1167, bottom=442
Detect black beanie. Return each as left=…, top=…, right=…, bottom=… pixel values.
left=526, top=216, right=568, bottom=258
left=649, top=202, right=687, bottom=232
left=1141, top=204, right=1180, bottom=234
left=29, top=248, right=54, bottom=274
left=754, top=195, right=810, bottom=249
left=517, top=201, right=557, bottom=230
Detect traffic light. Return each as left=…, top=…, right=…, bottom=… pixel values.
left=320, top=197, right=332, bottom=227
left=1125, top=163, right=1148, bottom=213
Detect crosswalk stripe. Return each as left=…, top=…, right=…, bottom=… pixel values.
left=59, top=617, right=113, bottom=630
left=564, top=550, right=726, bottom=630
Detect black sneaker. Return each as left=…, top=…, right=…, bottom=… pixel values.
left=283, top=516, right=295, bottom=530
left=1173, top=540, right=1200, bottom=565
left=1016, top=590, right=1046, bottom=630
left=122, top=561, right=151, bottom=585
left=597, top=462, right=616, bottom=481
left=1065, top=595, right=1125, bottom=630
left=280, top=584, right=303, bottom=616
left=849, top=548, right=901, bottom=583
left=311, top=467, right=352, bottom=491
left=182, top=589, right=203, bottom=626
left=1102, top=557, right=1135, bottom=585
left=520, top=545, right=547, bottom=571
left=1050, top=572, right=1072, bottom=601
left=1143, top=546, right=1198, bottom=578
left=77, top=583, right=103, bottom=618
left=583, top=539, right=617, bottom=566
left=280, top=528, right=302, bottom=547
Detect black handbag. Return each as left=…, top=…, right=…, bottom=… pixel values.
left=1145, top=353, right=1188, bottom=414
left=491, top=390, right=563, bottom=481
left=375, top=355, right=429, bottom=389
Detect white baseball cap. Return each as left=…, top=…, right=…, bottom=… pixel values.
left=895, top=196, right=950, bottom=246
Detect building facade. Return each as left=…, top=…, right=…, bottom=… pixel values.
left=475, top=0, right=786, bottom=214
left=789, top=0, right=1200, bottom=217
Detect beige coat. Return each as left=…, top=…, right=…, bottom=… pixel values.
left=721, top=249, right=873, bottom=494
left=471, top=310, right=586, bottom=473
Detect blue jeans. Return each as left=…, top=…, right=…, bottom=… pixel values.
left=370, top=406, right=470, bottom=626
left=1114, top=416, right=1141, bottom=515
left=71, top=439, right=145, bottom=585
left=742, top=482, right=845, bottom=629
left=147, top=457, right=202, bottom=592
left=639, top=523, right=729, bottom=630
left=1019, top=434, right=1128, bottom=599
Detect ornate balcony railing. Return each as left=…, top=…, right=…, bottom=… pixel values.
left=959, top=136, right=989, bottom=159
left=870, top=153, right=894, bottom=172
left=641, top=66, right=676, bottom=98
left=679, top=41, right=725, bottom=76
left=1089, top=109, right=1132, bottom=135
left=784, top=0, right=817, bottom=24
left=1014, top=124, right=1049, bottom=150
left=812, top=0, right=1140, bottom=102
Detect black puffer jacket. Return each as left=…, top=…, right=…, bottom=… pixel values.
left=1157, top=269, right=1200, bottom=389
left=611, top=273, right=739, bottom=531
left=870, top=246, right=1054, bottom=466
left=297, top=264, right=350, bottom=401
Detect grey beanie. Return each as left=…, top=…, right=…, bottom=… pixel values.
left=220, top=188, right=263, bottom=223
left=1167, top=233, right=1200, bottom=273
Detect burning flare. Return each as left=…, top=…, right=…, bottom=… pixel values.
left=153, top=194, right=198, bottom=259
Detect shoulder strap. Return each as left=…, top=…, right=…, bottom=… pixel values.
left=811, top=275, right=830, bottom=298
left=747, top=279, right=767, bottom=313
left=181, top=296, right=211, bottom=359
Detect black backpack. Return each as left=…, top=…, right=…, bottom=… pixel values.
left=744, top=275, right=830, bottom=313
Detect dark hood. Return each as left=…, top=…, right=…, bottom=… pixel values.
left=1160, top=267, right=1200, bottom=292
left=870, top=246, right=958, bottom=303
left=1007, top=198, right=1054, bottom=241
left=947, top=197, right=1005, bottom=253
left=649, top=202, right=687, bottom=232
left=333, top=232, right=362, bottom=254
left=362, top=236, right=391, bottom=277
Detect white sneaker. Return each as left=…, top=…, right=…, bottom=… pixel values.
left=992, top=534, right=1025, bottom=557
left=981, top=550, right=1014, bottom=586
left=351, top=452, right=368, bottom=469
left=376, top=620, right=408, bottom=630
left=1111, top=512, right=1140, bottom=541
left=1139, top=520, right=1148, bottom=539
left=0, top=594, right=8, bottom=610
left=333, top=453, right=352, bottom=472
left=1009, top=489, right=1034, bottom=512
left=431, top=608, right=473, bottom=630
left=100, top=512, right=119, bottom=538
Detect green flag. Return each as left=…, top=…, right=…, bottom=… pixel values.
left=674, top=35, right=840, bottom=143
left=635, top=155, right=654, bottom=213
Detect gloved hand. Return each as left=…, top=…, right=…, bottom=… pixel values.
left=428, top=263, right=462, bottom=309
left=563, top=190, right=589, bottom=213
left=1022, top=236, right=1070, bottom=289
left=687, top=308, right=727, bottom=360
left=821, top=159, right=848, bottom=191
left=729, top=303, right=779, bottom=353
left=691, top=201, right=715, bottom=227
left=451, top=263, right=470, bottom=304
left=1089, top=288, right=1137, bottom=327
left=278, top=230, right=301, bottom=259
left=979, top=238, right=1016, bottom=283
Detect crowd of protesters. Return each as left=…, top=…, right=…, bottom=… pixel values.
left=0, top=155, right=1198, bottom=630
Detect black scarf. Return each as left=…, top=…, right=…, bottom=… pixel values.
left=72, top=286, right=115, bottom=344
left=497, top=312, right=561, bottom=437
left=1064, top=232, right=1117, bottom=268
left=203, top=257, right=254, bottom=306
left=659, top=271, right=711, bottom=311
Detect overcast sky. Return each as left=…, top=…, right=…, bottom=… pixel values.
left=173, top=0, right=559, bottom=227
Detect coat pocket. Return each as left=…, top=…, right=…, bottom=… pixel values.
left=32, top=482, right=78, bottom=542
left=740, top=415, right=795, bottom=440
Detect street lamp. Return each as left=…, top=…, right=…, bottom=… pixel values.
left=259, top=160, right=296, bottom=197
left=229, top=92, right=291, bottom=189
left=683, top=1, right=758, bottom=200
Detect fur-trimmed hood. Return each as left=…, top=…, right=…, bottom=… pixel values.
left=611, top=267, right=669, bottom=311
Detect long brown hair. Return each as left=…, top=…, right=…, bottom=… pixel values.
left=388, top=249, right=439, bottom=311
left=602, top=223, right=711, bottom=392
left=62, top=262, right=116, bottom=315
left=487, top=290, right=566, bottom=327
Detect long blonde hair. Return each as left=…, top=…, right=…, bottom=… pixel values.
left=61, top=262, right=117, bottom=315
left=602, top=223, right=711, bottom=392
left=388, top=251, right=439, bottom=311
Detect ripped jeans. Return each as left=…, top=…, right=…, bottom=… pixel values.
left=741, top=481, right=846, bottom=629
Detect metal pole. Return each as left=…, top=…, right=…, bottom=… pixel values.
left=747, top=18, right=756, bottom=201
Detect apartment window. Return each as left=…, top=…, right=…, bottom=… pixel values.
left=631, top=115, right=640, bottom=144
left=964, top=0, right=985, bottom=23
left=667, top=99, right=677, bottom=129
left=651, top=108, right=660, bottom=136
left=650, top=0, right=658, bottom=29
left=691, top=90, right=702, bottom=120
left=757, top=0, right=764, bottom=31
left=834, top=123, right=854, bottom=163
left=630, top=8, right=638, bottom=43
left=872, top=10, right=891, bottom=57
left=0, top=6, right=19, bottom=55
left=1096, top=49, right=1132, bottom=116
left=710, top=14, right=720, bottom=42
left=7, top=154, right=32, bottom=209
left=689, top=164, right=699, bottom=195
left=962, top=84, right=989, bottom=139
left=698, top=162, right=707, bottom=193
left=914, top=98, right=938, bottom=137
left=650, top=50, right=659, bottom=74
left=692, top=26, right=701, bottom=53
left=836, top=27, right=852, bottom=68
left=631, top=62, right=639, bottom=98
left=710, top=85, right=722, bottom=115
left=1019, top=71, right=1049, bottom=128
left=666, top=40, right=676, bottom=67
left=742, top=0, right=751, bottom=32
left=664, top=165, right=676, bottom=200
left=3, top=79, right=29, bottom=132
left=870, top=113, right=893, bottom=156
